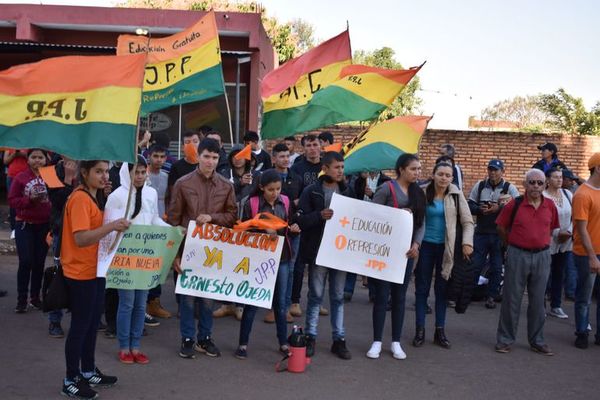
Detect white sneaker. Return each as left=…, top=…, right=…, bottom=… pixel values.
left=549, top=307, right=568, bottom=319
left=391, top=341, right=406, bottom=360
left=10, top=230, right=15, bottom=240
left=366, top=341, right=382, bottom=359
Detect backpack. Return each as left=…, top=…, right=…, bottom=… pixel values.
left=249, top=194, right=290, bottom=218
left=476, top=179, right=511, bottom=203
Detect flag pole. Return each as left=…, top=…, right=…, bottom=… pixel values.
left=108, top=29, right=151, bottom=252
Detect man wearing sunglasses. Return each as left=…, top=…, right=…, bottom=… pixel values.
left=494, top=169, right=559, bottom=356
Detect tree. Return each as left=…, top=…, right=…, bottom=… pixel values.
left=353, top=47, right=422, bottom=119
left=537, top=88, right=600, bottom=135
left=480, top=95, right=550, bottom=132
left=117, top=0, right=309, bottom=63
left=290, top=19, right=315, bottom=53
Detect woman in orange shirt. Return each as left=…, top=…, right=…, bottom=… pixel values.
left=61, top=160, right=129, bottom=400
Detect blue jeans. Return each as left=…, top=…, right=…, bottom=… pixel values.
left=64, top=278, right=105, bottom=380
left=305, top=264, right=346, bottom=340
left=550, top=251, right=571, bottom=308
left=117, top=289, right=148, bottom=350
left=239, top=260, right=292, bottom=346
left=574, top=255, right=599, bottom=337
left=179, top=295, right=214, bottom=341
left=344, top=273, right=357, bottom=295
left=372, top=259, right=414, bottom=341
left=415, top=242, right=448, bottom=327
left=563, top=252, right=577, bottom=298
left=15, top=221, right=49, bottom=301
left=287, top=236, right=300, bottom=309
left=472, top=233, right=504, bottom=299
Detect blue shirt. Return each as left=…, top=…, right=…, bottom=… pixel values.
left=423, top=199, right=446, bottom=244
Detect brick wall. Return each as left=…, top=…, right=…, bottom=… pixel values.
left=265, top=127, right=600, bottom=194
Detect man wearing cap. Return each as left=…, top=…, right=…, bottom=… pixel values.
left=495, top=169, right=560, bottom=356
left=572, top=152, right=600, bottom=349
left=533, top=142, right=567, bottom=173
left=468, top=159, right=519, bottom=309
left=562, top=169, right=581, bottom=194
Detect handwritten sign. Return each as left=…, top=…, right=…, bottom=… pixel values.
left=316, top=193, right=413, bottom=284
left=175, top=221, right=284, bottom=309
left=102, top=225, right=183, bottom=290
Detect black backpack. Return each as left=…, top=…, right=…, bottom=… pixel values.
left=476, top=179, right=511, bottom=203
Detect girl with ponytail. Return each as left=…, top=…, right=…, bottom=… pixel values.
left=105, top=155, right=169, bottom=365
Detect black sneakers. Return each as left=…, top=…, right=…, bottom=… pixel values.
left=575, top=333, right=589, bottom=349
left=144, top=313, right=160, bottom=327
left=331, top=339, right=352, bottom=360
left=29, top=297, right=42, bottom=310
left=14, top=300, right=27, bottom=314
left=179, top=338, right=196, bottom=359
left=83, top=368, right=118, bottom=387
left=49, top=322, right=65, bottom=338
left=61, top=376, right=98, bottom=399
left=194, top=337, right=221, bottom=357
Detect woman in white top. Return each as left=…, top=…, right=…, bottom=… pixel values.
left=543, top=167, right=573, bottom=319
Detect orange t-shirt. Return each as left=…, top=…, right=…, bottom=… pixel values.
left=61, top=189, right=103, bottom=280
left=572, top=183, right=600, bottom=256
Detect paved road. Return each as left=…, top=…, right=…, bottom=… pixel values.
left=0, top=255, right=597, bottom=400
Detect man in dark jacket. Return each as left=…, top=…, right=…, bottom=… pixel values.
left=532, top=142, right=568, bottom=173
left=297, top=151, right=354, bottom=360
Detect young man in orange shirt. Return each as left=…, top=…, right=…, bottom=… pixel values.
left=573, top=153, right=600, bottom=349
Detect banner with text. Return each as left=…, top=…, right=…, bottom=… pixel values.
left=175, top=221, right=284, bottom=309
left=98, top=223, right=184, bottom=290
left=316, top=193, right=413, bottom=283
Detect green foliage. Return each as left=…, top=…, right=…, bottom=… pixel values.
left=353, top=47, right=422, bottom=119
left=480, top=95, right=550, bottom=131
left=537, top=88, right=600, bottom=135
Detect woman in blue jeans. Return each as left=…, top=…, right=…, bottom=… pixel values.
left=235, top=170, right=300, bottom=359
left=413, top=162, right=474, bottom=349
left=367, top=154, right=425, bottom=360
left=105, top=156, right=169, bottom=364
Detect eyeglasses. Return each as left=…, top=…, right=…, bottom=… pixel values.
left=528, top=180, right=545, bottom=186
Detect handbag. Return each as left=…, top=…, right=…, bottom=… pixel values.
left=42, top=259, right=69, bottom=312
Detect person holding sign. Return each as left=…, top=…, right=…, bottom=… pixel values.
left=168, top=138, right=237, bottom=359
left=367, top=153, right=425, bottom=360
left=61, top=160, right=130, bottom=400
left=234, top=170, right=301, bottom=359
left=412, top=162, right=474, bottom=350
left=298, top=151, right=355, bottom=360
left=105, top=156, right=170, bottom=365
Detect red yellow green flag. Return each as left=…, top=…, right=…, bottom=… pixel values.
left=117, top=11, right=225, bottom=115
left=260, top=30, right=352, bottom=139
left=0, top=54, right=146, bottom=162
left=343, top=115, right=432, bottom=174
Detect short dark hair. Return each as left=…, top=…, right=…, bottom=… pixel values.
left=321, top=151, right=344, bottom=166
left=318, top=131, right=334, bottom=145
left=205, top=130, right=221, bottom=138
left=243, top=131, right=259, bottom=143
left=182, top=130, right=200, bottom=143
left=148, top=144, right=167, bottom=155
left=441, top=143, right=456, bottom=158
left=284, top=136, right=296, bottom=142
left=272, top=143, right=289, bottom=155
left=301, top=134, right=318, bottom=146
left=199, top=125, right=214, bottom=135
left=198, top=138, right=221, bottom=155
left=435, top=155, right=455, bottom=167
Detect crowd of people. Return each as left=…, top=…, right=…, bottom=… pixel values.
left=2, top=131, right=600, bottom=399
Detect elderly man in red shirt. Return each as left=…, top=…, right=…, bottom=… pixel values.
left=494, top=169, right=559, bottom=356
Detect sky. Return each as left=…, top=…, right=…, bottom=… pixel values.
left=3, top=0, right=599, bottom=129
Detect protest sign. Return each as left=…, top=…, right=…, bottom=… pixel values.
left=104, top=225, right=183, bottom=290
left=316, top=193, right=413, bottom=284
left=97, top=208, right=123, bottom=278
left=175, top=221, right=284, bottom=309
